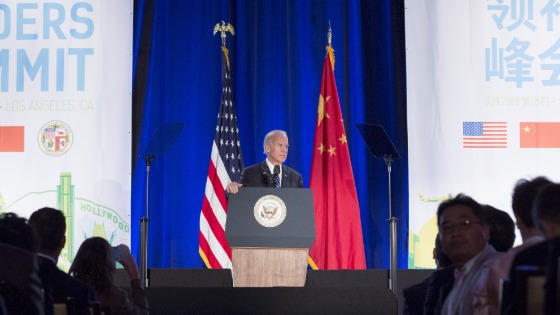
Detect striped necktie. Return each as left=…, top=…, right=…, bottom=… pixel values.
left=273, top=165, right=280, bottom=188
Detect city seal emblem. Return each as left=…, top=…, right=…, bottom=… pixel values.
left=37, top=121, right=73, bottom=156
left=253, top=194, right=287, bottom=228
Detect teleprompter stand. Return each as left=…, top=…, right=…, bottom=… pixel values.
left=356, top=123, right=401, bottom=297
left=138, top=122, right=185, bottom=287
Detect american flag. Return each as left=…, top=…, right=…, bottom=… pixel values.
left=463, top=121, right=507, bottom=148
left=199, top=47, right=244, bottom=269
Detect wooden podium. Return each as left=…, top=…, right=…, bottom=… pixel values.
left=225, top=188, right=315, bottom=287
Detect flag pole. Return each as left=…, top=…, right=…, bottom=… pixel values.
left=199, top=21, right=240, bottom=269
left=139, top=155, right=152, bottom=287
left=327, top=21, right=335, bottom=70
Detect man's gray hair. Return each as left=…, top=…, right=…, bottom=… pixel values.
left=263, top=130, right=287, bottom=154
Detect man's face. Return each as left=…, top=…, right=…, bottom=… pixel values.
left=265, top=134, right=289, bottom=165
left=439, top=205, right=490, bottom=267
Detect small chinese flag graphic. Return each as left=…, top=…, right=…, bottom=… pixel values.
left=0, top=126, right=24, bottom=152
left=520, top=122, right=560, bottom=148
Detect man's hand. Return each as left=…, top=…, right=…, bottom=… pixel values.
left=226, top=182, right=243, bottom=194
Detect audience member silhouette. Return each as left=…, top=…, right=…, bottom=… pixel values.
left=0, top=295, right=7, bottom=315
left=500, top=177, right=554, bottom=315
left=403, top=234, right=452, bottom=315
left=483, top=205, right=515, bottom=252
left=473, top=205, right=532, bottom=315
left=512, top=177, right=552, bottom=244
left=434, top=233, right=453, bottom=269
left=69, top=237, right=149, bottom=315
left=0, top=212, right=38, bottom=252
left=530, top=183, right=560, bottom=315
left=421, top=232, right=457, bottom=315
left=29, top=207, right=96, bottom=315
left=0, top=212, right=44, bottom=315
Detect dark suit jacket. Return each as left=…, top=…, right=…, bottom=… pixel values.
left=403, top=276, right=430, bottom=315
left=239, top=161, right=304, bottom=188
left=544, top=237, right=560, bottom=315
left=509, top=242, right=547, bottom=279
left=37, top=255, right=94, bottom=315
left=502, top=241, right=548, bottom=315
left=0, top=243, right=44, bottom=315
left=423, top=266, right=455, bottom=315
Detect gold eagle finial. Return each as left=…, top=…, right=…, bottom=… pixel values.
left=213, top=21, right=235, bottom=47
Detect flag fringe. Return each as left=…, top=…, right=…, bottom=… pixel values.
left=222, top=46, right=230, bottom=70
left=326, top=45, right=335, bottom=71
left=308, top=256, right=319, bottom=270
left=199, top=247, right=212, bottom=268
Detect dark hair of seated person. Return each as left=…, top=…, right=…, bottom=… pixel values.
left=0, top=212, right=44, bottom=315
left=482, top=204, right=515, bottom=252
left=68, top=237, right=115, bottom=293
left=68, top=237, right=149, bottom=315
left=0, top=212, right=38, bottom=253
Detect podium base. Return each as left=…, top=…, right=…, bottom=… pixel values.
left=232, top=248, right=308, bottom=287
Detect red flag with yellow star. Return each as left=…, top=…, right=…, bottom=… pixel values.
left=307, top=47, right=366, bottom=269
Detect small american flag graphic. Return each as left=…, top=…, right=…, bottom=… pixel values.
left=463, top=122, right=507, bottom=148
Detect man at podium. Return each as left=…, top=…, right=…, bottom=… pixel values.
left=226, top=130, right=303, bottom=193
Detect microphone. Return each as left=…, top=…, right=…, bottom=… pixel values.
left=273, top=165, right=280, bottom=177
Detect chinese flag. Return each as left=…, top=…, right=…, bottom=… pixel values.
left=0, top=126, right=24, bottom=152
left=308, top=47, right=366, bottom=269
left=520, top=122, right=560, bottom=148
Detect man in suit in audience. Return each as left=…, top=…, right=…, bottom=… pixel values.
left=474, top=177, right=551, bottom=315
left=403, top=234, right=452, bottom=315
left=29, top=207, right=95, bottom=315
left=430, top=194, right=500, bottom=315
left=423, top=265, right=455, bottom=315
left=226, top=130, right=304, bottom=193
left=469, top=205, right=517, bottom=314
left=0, top=212, right=44, bottom=315
left=511, top=177, right=552, bottom=247
left=507, top=182, right=557, bottom=277
left=520, top=183, right=560, bottom=315
left=424, top=200, right=519, bottom=314
left=502, top=182, right=560, bottom=315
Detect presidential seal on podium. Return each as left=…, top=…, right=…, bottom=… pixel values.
left=253, top=194, right=287, bottom=228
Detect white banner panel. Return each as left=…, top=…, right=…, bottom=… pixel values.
left=0, top=0, right=132, bottom=269
left=406, top=0, right=560, bottom=268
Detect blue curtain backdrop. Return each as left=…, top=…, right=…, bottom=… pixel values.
left=131, top=0, right=409, bottom=269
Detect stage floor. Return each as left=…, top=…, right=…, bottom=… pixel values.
left=115, top=268, right=434, bottom=314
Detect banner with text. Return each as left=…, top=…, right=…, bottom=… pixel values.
left=406, top=0, right=560, bottom=268
left=0, top=0, right=133, bottom=269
